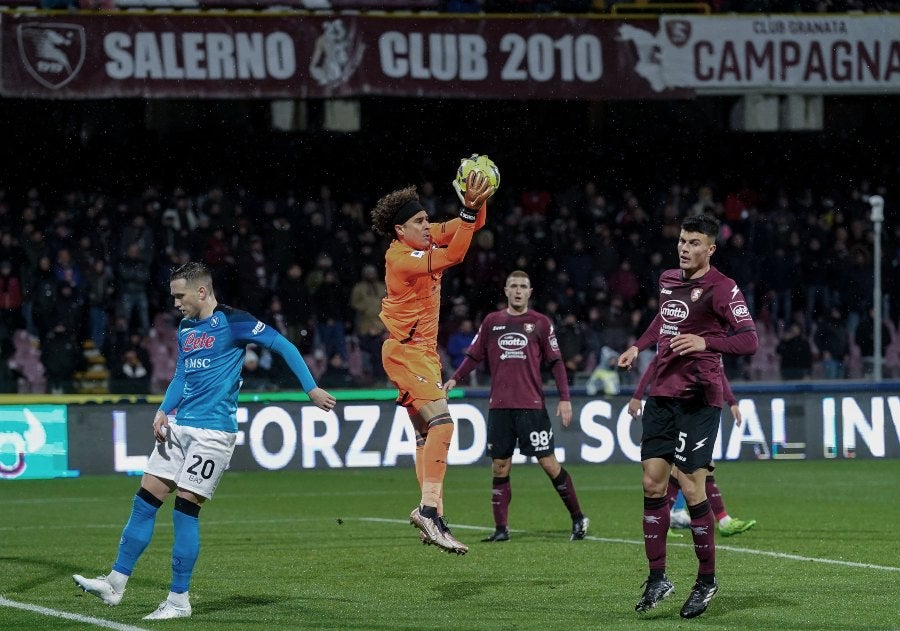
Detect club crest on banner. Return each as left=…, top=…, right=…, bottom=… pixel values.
left=309, top=19, right=364, bottom=88
left=664, top=20, right=692, bottom=47
left=17, top=23, right=86, bottom=89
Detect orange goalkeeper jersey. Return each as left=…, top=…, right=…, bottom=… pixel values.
left=380, top=214, right=484, bottom=349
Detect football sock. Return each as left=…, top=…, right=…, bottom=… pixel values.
left=550, top=468, right=584, bottom=520
left=112, top=487, right=162, bottom=576
left=687, top=499, right=716, bottom=575
left=171, top=497, right=201, bottom=594
left=643, top=496, right=669, bottom=571
left=665, top=475, right=680, bottom=508
left=414, top=430, right=426, bottom=491
left=706, top=476, right=729, bottom=522
left=491, top=476, right=511, bottom=528
left=420, top=414, right=453, bottom=509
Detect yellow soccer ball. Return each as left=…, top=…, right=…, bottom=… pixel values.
left=455, top=154, right=500, bottom=194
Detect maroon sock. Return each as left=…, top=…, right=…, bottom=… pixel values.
left=551, top=468, right=583, bottom=520
left=706, top=476, right=727, bottom=521
left=643, top=496, right=669, bottom=571
left=666, top=475, right=680, bottom=509
left=491, top=476, right=510, bottom=529
left=688, top=499, right=716, bottom=576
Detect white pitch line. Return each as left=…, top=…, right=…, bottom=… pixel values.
left=358, top=518, right=900, bottom=573
left=0, top=596, right=149, bottom=631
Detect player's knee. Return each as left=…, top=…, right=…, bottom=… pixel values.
left=492, top=459, right=511, bottom=477
left=642, top=472, right=668, bottom=497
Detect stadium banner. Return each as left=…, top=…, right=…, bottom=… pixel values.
left=0, top=405, right=80, bottom=480
left=3, top=13, right=898, bottom=100
left=60, top=391, right=900, bottom=475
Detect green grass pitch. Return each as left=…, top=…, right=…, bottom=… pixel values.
left=1, top=459, right=898, bottom=630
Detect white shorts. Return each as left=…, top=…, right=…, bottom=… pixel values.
left=144, top=423, right=237, bottom=500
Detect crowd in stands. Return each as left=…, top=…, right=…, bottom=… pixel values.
left=34, top=0, right=900, bottom=13
left=0, top=171, right=897, bottom=396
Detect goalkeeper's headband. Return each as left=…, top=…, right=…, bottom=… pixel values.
left=393, top=200, right=425, bottom=226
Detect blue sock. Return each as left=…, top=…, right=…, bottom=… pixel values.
left=112, top=488, right=162, bottom=576
left=171, top=497, right=201, bottom=593
left=673, top=490, right=687, bottom=512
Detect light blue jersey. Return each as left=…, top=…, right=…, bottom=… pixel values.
left=162, top=305, right=279, bottom=433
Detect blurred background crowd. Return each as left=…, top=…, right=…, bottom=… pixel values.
left=0, top=169, right=897, bottom=395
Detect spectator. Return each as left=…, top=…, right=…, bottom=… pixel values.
left=313, top=269, right=349, bottom=362
left=120, top=213, right=155, bottom=265
left=110, top=345, right=152, bottom=394
left=117, top=242, right=151, bottom=335
left=318, top=353, right=354, bottom=389
left=0, top=260, right=23, bottom=339
left=445, top=318, right=476, bottom=375
left=85, top=259, right=114, bottom=352
left=801, top=237, right=831, bottom=331
left=776, top=322, right=814, bottom=380
left=556, top=311, right=589, bottom=384
left=53, top=248, right=82, bottom=297
left=43, top=323, right=80, bottom=394
left=56, top=282, right=84, bottom=341
left=235, top=234, right=271, bottom=315
left=349, top=263, right=387, bottom=382
left=239, top=347, right=272, bottom=392
left=813, top=306, right=848, bottom=379
left=279, top=263, right=315, bottom=354
left=761, top=245, right=797, bottom=329
left=30, top=256, right=59, bottom=343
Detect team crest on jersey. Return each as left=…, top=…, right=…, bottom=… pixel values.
left=691, top=287, right=703, bottom=302
left=210, top=315, right=220, bottom=328
left=524, top=323, right=535, bottom=333
left=410, top=251, right=425, bottom=258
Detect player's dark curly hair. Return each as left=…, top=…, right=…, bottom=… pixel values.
left=370, top=185, right=418, bottom=237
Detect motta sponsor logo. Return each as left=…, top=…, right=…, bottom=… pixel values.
left=182, top=331, right=215, bottom=352
left=17, top=23, right=86, bottom=89
left=660, top=299, right=689, bottom=323
left=497, top=332, right=528, bottom=351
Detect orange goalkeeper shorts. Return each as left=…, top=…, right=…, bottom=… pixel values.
left=382, top=338, right=446, bottom=411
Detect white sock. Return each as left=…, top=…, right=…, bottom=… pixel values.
left=719, top=515, right=732, bottom=527
left=168, top=591, right=190, bottom=606
left=107, top=570, right=128, bottom=592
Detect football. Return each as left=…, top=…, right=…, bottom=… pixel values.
left=455, top=154, right=500, bottom=194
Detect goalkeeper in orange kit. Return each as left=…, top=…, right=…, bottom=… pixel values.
left=371, top=168, right=494, bottom=555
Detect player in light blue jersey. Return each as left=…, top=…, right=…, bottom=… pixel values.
left=74, top=261, right=336, bottom=620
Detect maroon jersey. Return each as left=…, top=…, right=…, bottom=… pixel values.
left=635, top=266, right=757, bottom=407
left=451, top=309, right=570, bottom=409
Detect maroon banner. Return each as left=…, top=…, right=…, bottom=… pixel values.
left=0, top=13, right=674, bottom=100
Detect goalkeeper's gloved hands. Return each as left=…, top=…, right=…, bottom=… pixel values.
left=458, top=170, right=493, bottom=223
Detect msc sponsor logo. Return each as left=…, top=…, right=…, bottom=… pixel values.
left=185, top=357, right=212, bottom=369
left=660, top=299, right=689, bottom=324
